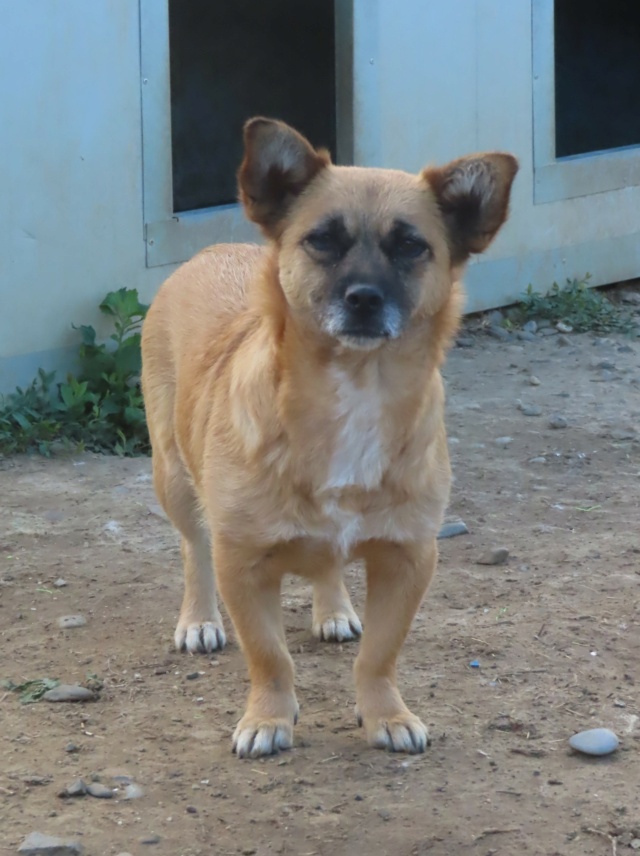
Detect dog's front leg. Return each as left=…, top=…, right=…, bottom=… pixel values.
left=354, top=539, right=437, bottom=753
left=214, top=536, right=298, bottom=759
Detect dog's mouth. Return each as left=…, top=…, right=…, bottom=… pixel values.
left=322, top=304, right=404, bottom=349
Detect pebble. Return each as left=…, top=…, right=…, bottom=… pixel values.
left=53, top=579, right=67, bottom=588
left=64, top=778, right=87, bottom=797
left=548, top=414, right=568, bottom=429
left=617, top=344, right=635, bottom=354
left=140, top=836, right=161, bottom=845
left=494, top=436, right=513, bottom=447
left=519, top=404, right=542, bottom=417
left=591, top=358, right=616, bottom=370
left=43, top=685, right=95, bottom=703
left=86, top=782, right=113, bottom=799
left=516, top=330, right=537, bottom=342
left=456, top=336, right=475, bottom=348
left=487, top=326, right=513, bottom=342
left=569, top=727, right=619, bottom=757
left=18, top=832, right=84, bottom=855
left=556, top=321, right=573, bottom=333
left=631, top=840, right=640, bottom=850
left=123, top=783, right=145, bottom=800
left=523, top=320, right=538, bottom=334
left=437, top=520, right=469, bottom=539
left=528, top=456, right=547, bottom=464
left=56, top=615, right=86, bottom=629
left=487, top=309, right=504, bottom=325
left=65, top=743, right=79, bottom=753
left=477, top=548, right=509, bottom=566
left=529, top=375, right=541, bottom=386
left=539, top=328, right=559, bottom=337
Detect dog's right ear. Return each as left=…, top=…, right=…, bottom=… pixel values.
left=238, top=118, right=330, bottom=238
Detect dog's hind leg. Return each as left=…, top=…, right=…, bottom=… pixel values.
left=152, top=446, right=226, bottom=653
left=311, top=564, right=362, bottom=643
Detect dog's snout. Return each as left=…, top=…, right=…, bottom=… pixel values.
left=344, top=283, right=384, bottom=313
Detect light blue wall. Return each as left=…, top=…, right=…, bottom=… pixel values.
left=0, top=0, right=176, bottom=392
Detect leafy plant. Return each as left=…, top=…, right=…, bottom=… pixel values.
left=518, top=275, right=637, bottom=334
left=0, top=288, right=149, bottom=456
left=1, top=677, right=60, bottom=704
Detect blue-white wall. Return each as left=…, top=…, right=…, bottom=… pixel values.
left=0, top=0, right=175, bottom=392
left=2, top=0, right=640, bottom=393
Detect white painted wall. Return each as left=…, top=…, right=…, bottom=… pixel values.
left=2, top=0, right=639, bottom=393
left=0, top=0, right=176, bottom=391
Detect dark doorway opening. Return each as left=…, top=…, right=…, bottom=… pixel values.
left=554, top=0, right=640, bottom=158
left=168, top=0, right=336, bottom=213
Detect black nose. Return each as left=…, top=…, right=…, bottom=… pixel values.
left=344, top=283, right=384, bottom=313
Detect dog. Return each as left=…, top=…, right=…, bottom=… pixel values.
left=141, top=117, right=517, bottom=759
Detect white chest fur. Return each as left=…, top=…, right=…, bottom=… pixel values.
left=323, top=364, right=387, bottom=491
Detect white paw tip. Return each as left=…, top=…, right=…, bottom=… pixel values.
left=232, top=723, right=294, bottom=759
left=175, top=621, right=226, bottom=654
left=314, top=614, right=363, bottom=643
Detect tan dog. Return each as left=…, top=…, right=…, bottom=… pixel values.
left=141, top=118, right=517, bottom=758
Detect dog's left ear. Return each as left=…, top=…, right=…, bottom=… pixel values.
left=238, top=117, right=331, bottom=238
left=423, top=153, right=518, bottom=265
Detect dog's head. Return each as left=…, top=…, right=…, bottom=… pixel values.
left=238, top=118, right=518, bottom=350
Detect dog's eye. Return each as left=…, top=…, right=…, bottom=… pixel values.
left=305, top=231, right=337, bottom=253
left=393, top=236, right=429, bottom=259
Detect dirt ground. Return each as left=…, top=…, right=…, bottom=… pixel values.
left=1, top=322, right=639, bottom=856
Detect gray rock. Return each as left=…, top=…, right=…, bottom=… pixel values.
left=56, top=615, right=86, bottom=629
left=617, top=344, right=635, bottom=354
left=630, top=839, right=640, bottom=850
left=494, top=436, right=513, bottom=447
left=123, top=783, right=145, bottom=800
left=516, top=330, right=537, bottom=342
left=610, top=429, right=636, bottom=441
left=539, top=327, right=559, bottom=337
left=140, top=836, right=161, bottom=845
left=477, top=548, right=509, bottom=566
left=569, top=727, right=619, bottom=756
left=548, top=414, right=568, bottom=429
left=528, top=456, right=547, bottom=464
left=18, top=832, right=83, bottom=855
left=456, top=336, right=475, bottom=348
left=519, top=404, right=542, bottom=417
left=53, top=579, right=67, bottom=588
left=487, top=326, right=513, bottom=342
left=438, top=520, right=469, bottom=539
left=487, top=309, right=504, bottom=325
left=64, top=743, right=79, bottom=753
left=556, top=321, right=573, bottom=333
left=43, top=685, right=95, bottom=703
left=591, top=358, right=616, bottom=370
left=523, top=320, right=538, bottom=334
left=86, top=782, right=113, bottom=799
left=64, top=778, right=87, bottom=797
left=529, top=375, right=541, bottom=386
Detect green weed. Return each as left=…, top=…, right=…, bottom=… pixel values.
left=0, top=288, right=149, bottom=456
left=517, top=275, right=637, bottom=334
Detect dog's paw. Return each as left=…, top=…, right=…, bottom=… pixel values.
left=312, top=610, right=362, bottom=643
left=175, top=618, right=226, bottom=654
left=232, top=716, right=295, bottom=759
left=357, top=710, right=430, bottom=754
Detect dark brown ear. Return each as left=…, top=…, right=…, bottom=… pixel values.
left=237, top=117, right=330, bottom=238
left=423, top=153, right=518, bottom=265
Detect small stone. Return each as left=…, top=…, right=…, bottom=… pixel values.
left=630, top=839, right=640, bottom=850
left=487, top=309, right=504, bottom=325
left=487, top=326, right=513, bottom=342
left=86, top=782, right=113, bottom=799
left=43, top=685, right=95, bottom=703
left=64, top=778, right=87, bottom=797
left=617, top=344, right=635, bottom=354
left=18, top=832, right=84, bottom=855
left=548, top=414, right=568, bottom=429
left=528, top=456, right=547, bottom=464
left=456, top=336, right=475, bottom=348
left=437, top=520, right=469, bottom=539
left=610, top=429, right=636, bottom=441
left=519, top=404, right=542, bottom=417
left=523, top=320, right=538, bottom=334
left=516, top=330, right=537, bottom=342
left=56, top=615, right=86, bottom=629
left=477, top=548, right=509, bottom=566
left=185, top=672, right=200, bottom=681
left=591, top=358, right=616, bottom=370
left=569, top=727, right=619, bottom=756
left=123, top=783, right=145, bottom=800
left=53, top=579, right=67, bottom=588
left=140, top=836, right=161, bottom=845
left=186, top=805, right=197, bottom=814
left=539, top=327, right=559, bottom=337
left=65, top=743, right=79, bottom=753
left=529, top=375, right=541, bottom=386
left=377, top=809, right=392, bottom=821
left=556, top=321, right=573, bottom=333
left=494, top=436, right=513, bottom=447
